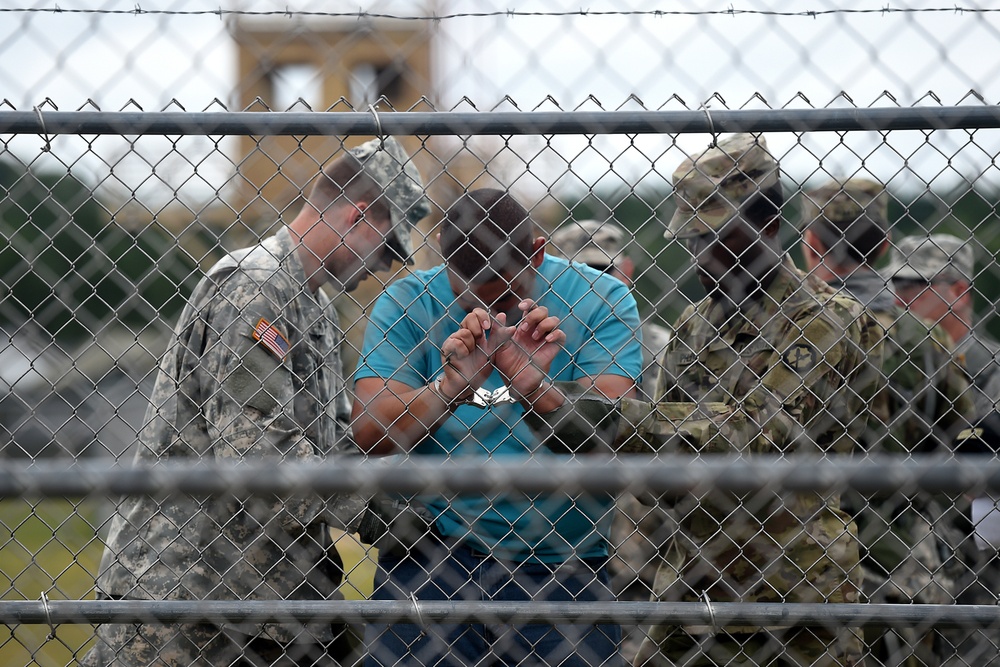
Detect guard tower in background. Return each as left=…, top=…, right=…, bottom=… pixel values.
left=228, top=17, right=437, bottom=258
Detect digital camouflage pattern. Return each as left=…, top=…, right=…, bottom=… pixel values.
left=344, top=136, right=430, bottom=263
left=82, top=227, right=366, bottom=666
left=549, top=219, right=630, bottom=269
left=885, top=232, right=974, bottom=284
left=529, top=261, right=884, bottom=667
left=956, top=331, right=1000, bottom=421
left=800, top=179, right=887, bottom=238
left=634, top=262, right=881, bottom=667
left=666, top=134, right=781, bottom=239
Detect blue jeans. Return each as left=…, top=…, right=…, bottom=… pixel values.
left=363, top=538, right=623, bottom=667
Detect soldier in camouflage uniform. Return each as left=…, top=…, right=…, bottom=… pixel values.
left=887, top=235, right=1000, bottom=665
left=800, top=180, right=976, bottom=666
left=81, top=137, right=429, bottom=667
left=490, top=134, right=884, bottom=666
left=886, top=234, right=999, bottom=425
left=550, top=219, right=675, bottom=664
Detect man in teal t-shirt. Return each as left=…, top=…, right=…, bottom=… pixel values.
left=353, top=189, right=642, bottom=667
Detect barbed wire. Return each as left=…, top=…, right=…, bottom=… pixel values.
left=1, top=6, right=998, bottom=20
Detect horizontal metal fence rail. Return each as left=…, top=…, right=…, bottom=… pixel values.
left=5, top=601, right=1000, bottom=629
left=4, top=106, right=1000, bottom=137
left=2, top=457, right=999, bottom=498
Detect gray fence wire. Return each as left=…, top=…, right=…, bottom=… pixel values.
left=5, top=104, right=1000, bottom=666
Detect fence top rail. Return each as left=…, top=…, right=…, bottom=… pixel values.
left=2, top=107, right=1000, bottom=137
left=2, top=456, right=999, bottom=498
left=3, top=600, right=1000, bottom=628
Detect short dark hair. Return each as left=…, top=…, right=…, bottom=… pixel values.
left=307, top=154, right=390, bottom=224
left=439, top=189, right=536, bottom=283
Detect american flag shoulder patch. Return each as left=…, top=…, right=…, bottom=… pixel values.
left=252, top=317, right=290, bottom=361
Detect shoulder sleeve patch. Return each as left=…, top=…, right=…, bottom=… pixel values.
left=782, top=343, right=818, bottom=373
left=252, top=317, right=290, bottom=361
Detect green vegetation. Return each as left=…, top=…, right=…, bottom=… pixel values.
left=0, top=500, right=378, bottom=666
left=0, top=160, right=196, bottom=342
left=0, top=498, right=103, bottom=666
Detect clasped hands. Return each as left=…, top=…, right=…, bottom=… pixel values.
left=435, top=299, right=566, bottom=408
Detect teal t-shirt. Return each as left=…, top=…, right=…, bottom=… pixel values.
left=355, top=254, right=642, bottom=562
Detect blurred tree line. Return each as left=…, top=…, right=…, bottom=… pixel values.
left=3, top=157, right=999, bottom=349
left=0, top=160, right=196, bottom=345
left=563, top=182, right=1000, bottom=341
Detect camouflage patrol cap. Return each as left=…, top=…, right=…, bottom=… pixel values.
left=886, top=233, right=974, bottom=283
left=667, top=133, right=781, bottom=239
left=347, top=137, right=430, bottom=264
left=801, top=178, right=889, bottom=262
left=549, top=219, right=628, bottom=268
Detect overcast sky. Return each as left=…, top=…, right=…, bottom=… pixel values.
left=4, top=0, right=1000, bottom=206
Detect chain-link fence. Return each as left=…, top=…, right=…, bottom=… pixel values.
left=4, top=3, right=1000, bottom=666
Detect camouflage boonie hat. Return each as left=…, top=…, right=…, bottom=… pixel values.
left=885, top=233, right=974, bottom=283
left=347, top=137, right=430, bottom=264
left=549, top=220, right=628, bottom=268
left=801, top=178, right=889, bottom=260
left=667, top=133, right=781, bottom=239
left=801, top=178, right=888, bottom=232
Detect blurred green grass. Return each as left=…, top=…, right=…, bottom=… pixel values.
left=0, top=500, right=377, bottom=667
left=0, top=498, right=103, bottom=667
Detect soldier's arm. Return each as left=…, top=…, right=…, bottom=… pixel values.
left=529, top=301, right=885, bottom=457
left=521, top=381, right=744, bottom=454
left=201, top=272, right=364, bottom=533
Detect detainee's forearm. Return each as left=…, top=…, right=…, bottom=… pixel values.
left=353, top=379, right=462, bottom=455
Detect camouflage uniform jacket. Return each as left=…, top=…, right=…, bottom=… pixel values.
left=831, top=270, right=973, bottom=455
left=533, top=261, right=884, bottom=634
left=96, top=227, right=365, bottom=643
left=639, top=320, right=672, bottom=400
left=956, top=331, right=1000, bottom=421
left=832, top=270, right=975, bottom=607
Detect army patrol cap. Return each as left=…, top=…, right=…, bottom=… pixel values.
left=346, top=137, right=430, bottom=264
left=801, top=178, right=889, bottom=262
left=886, top=233, right=974, bottom=283
left=549, top=220, right=628, bottom=269
left=667, top=133, right=781, bottom=239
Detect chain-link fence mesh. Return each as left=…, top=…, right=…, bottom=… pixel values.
left=4, top=2, right=1000, bottom=666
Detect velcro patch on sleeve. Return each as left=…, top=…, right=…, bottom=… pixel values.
left=252, top=317, right=290, bottom=361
